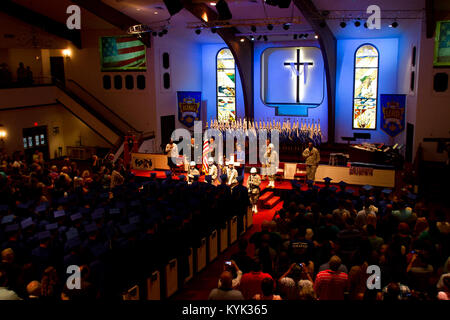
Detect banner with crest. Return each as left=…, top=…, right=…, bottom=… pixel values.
left=177, top=91, right=201, bottom=128
left=380, top=94, right=406, bottom=137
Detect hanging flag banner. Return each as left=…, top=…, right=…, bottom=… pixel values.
left=380, top=94, right=406, bottom=137
left=177, top=91, right=201, bottom=128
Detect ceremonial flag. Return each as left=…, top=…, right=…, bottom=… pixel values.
left=202, top=140, right=209, bottom=174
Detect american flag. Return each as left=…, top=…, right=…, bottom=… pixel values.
left=101, top=36, right=146, bottom=70
left=202, top=140, right=209, bottom=174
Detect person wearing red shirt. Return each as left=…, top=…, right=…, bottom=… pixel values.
left=314, top=255, right=349, bottom=300
left=239, top=259, right=273, bottom=300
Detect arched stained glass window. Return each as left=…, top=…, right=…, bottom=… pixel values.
left=353, top=44, right=379, bottom=129
left=217, top=48, right=236, bottom=122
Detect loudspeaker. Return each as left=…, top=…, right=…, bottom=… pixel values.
left=163, top=73, right=170, bottom=89
left=162, top=52, right=170, bottom=69
left=160, top=51, right=171, bottom=92
left=433, top=73, right=448, bottom=92
left=163, top=0, right=183, bottom=16
left=278, top=0, right=291, bottom=8
left=411, top=46, right=416, bottom=67
left=216, top=0, right=232, bottom=20
left=410, top=71, right=415, bottom=92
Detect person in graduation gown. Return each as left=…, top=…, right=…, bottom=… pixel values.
left=247, top=167, right=261, bottom=213
left=264, top=144, right=278, bottom=189
left=207, top=157, right=218, bottom=184
left=187, top=161, right=199, bottom=185
left=226, top=161, right=238, bottom=189
left=302, top=142, right=320, bottom=182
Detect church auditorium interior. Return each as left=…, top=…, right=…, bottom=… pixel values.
left=0, top=0, right=449, bottom=309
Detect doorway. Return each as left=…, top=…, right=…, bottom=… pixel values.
left=23, top=125, right=50, bottom=163
left=50, top=56, right=65, bottom=84
left=160, top=115, right=175, bottom=152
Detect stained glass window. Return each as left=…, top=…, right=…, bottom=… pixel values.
left=217, top=48, right=236, bottom=122
left=353, top=44, right=379, bottom=129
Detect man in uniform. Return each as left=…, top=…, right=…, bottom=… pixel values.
left=302, top=142, right=320, bottom=183
left=187, top=161, right=199, bottom=185
left=247, top=167, right=261, bottom=213
left=264, top=143, right=278, bottom=189
left=207, top=157, right=218, bottom=184
left=226, top=161, right=238, bottom=189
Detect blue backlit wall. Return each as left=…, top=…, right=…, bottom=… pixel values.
left=254, top=42, right=329, bottom=142
left=335, top=38, right=399, bottom=144
left=201, top=44, right=244, bottom=124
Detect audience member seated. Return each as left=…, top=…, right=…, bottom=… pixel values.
left=239, top=259, right=273, bottom=300
left=208, top=271, right=244, bottom=300
left=253, top=277, right=282, bottom=300
left=314, top=255, right=349, bottom=300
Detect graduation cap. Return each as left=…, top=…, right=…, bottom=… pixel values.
left=38, top=231, right=51, bottom=241
left=79, top=207, right=91, bottom=215
left=129, top=215, right=141, bottom=225
left=89, top=243, right=108, bottom=257
left=66, top=228, right=79, bottom=240
left=54, top=210, right=66, bottom=219
left=362, top=185, right=373, bottom=191
left=220, top=174, right=227, bottom=181
left=57, top=197, right=69, bottom=205
left=93, top=208, right=105, bottom=215
left=91, top=211, right=103, bottom=221
left=4, top=223, right=19, bottom=233
left=205, top=175, right=212, bottom=183
left=178, top=175, right=186, bottom=181
left=20, top=217, right=34, bottom=229
left=119, top=224, right=137, bottom=235
left=165, top=171, right=172, bottom=178
left=323, top=177, right=332, bottom=183
left=130, top=200, right=140, bottom=207
left=58, top=226, right=67, bottom=233
left=150, top=172, right=157, bottom=178
left=17, top=202, right=31, bottom=210
left=345, top=188, right=355, bottom=195
left=65, top=238, right=81, bottom=251
left=330, top=186, right=338, bottom=192
left=116, top=202, right=126, bottom=209
left=0, top=204, right=9, bottom=212
left=84, top=223, right=98, bottom=234
left=1, top=215, right=14, bottom=225
left=306, top=180, right=314, bottom=185
left=70, top=212, right=82, bottom=221
left=35, top=204, right=47, bottom=214
left=237, top=176, right=244, bottom=183
left=382, top=188, right=392, bottom=195
left=338, top=181, right=347, bottom=187
left=109, top=208, right=121, bottom=215
left=407, top=193, right=417, bottom=200
left=45, top=223, right=58, bottom=231
left=100, top=192, right=109, bottom=200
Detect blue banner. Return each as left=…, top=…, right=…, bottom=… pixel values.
left=177, top=91, right=201, bottom=128
left=380, top=94, right=406, bottom=138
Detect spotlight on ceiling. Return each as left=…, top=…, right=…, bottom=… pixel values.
left=250, top=36, right=255, bottom=41
left=267, top=24, right=274, bottom=30
left=354, top=20, right=361, bottom=27
left=314, top=34, right=318, bottom=39
left=283, top=23, right=290, bottom=30
left=210, top=2, right=216, bottom=6
left=293, top=34, right=297, bottom=40
left=251, top=25, right=257, bottom=32
left=390, top=21, right=399, bottom=28
left=263, top=35, right=268, bottom=41
left=340, top=21, right=346, bottom=28
left=319, top=21, right=326, bottom=28
left=240, top=38, right=245, bottom=42
left=195, top=29, right=201, bottom=35
left=211, top=27, right=217, bottom=33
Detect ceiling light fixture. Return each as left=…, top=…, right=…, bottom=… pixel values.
left=240, top=38, right=245, bottom=42
left=210, top=2, right=216, bottom=5
left=267, top=24, right=274, bottom=30
left=251, top=25, right=257, bottom=32
left=354, top=20, right=361, bottom=27
left=390, top=21, right=398, bottom=28
left=282, top=23, right=290, bottom=30
left=195, top=29, right=201, bottom=35
left=314, top=34, right=318, bottom=39
left=340, top=21, right=346, bottom=28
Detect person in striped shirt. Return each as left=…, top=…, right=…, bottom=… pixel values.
left=314, top=255, right=349, bottom=300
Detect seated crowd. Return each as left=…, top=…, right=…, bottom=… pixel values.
left=0, top=151, right=248, bottom=300
left=209, top=180, right=450, bottom=301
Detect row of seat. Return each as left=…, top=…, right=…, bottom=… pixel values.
left=122, top=209, right=254, bottom=300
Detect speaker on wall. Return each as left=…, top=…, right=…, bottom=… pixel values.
left=162, top=52, right=170, bottom=69
left=411, top=46, right=417, bottom=67
left=163, top=0, right=183, bottom=16
left=410, top=71, right=415, bottom=92
left=160, top=51, right=171, bottom=92
left=434, top=73, right=448, bottom=92
left=216, top=0, right=232, bottom=20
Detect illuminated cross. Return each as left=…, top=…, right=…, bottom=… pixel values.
left=283, top=49, right=314, bottom=103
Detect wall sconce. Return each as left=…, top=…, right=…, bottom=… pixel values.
left=0, top=125, right=6, bottom=139
left=62, top=49, right=72, bottom=60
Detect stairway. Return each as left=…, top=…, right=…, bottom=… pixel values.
left=258, top=190, right=282, bottom=210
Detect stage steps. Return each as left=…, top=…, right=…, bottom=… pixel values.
left=258, top=190, right=282, bottom=210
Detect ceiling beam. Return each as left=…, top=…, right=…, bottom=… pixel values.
left=183, top=1, right=254, bottom=119
left=70, top=0, right=151, bottom=47
left=293, top=0, right=336, bottom=143
left=0, top=0, right=81, bottom=48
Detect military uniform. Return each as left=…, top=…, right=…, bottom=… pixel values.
left=247, top=174, right=261, bottom=212
left=264, top=149, right=279, bottom=187
left=208, top=164, right=218, bottom=183
left=187, top=167, right=200, bottom=184
left=302, top=147, right=320, bottom=181
left=226, top=167, right=238, bottom=188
